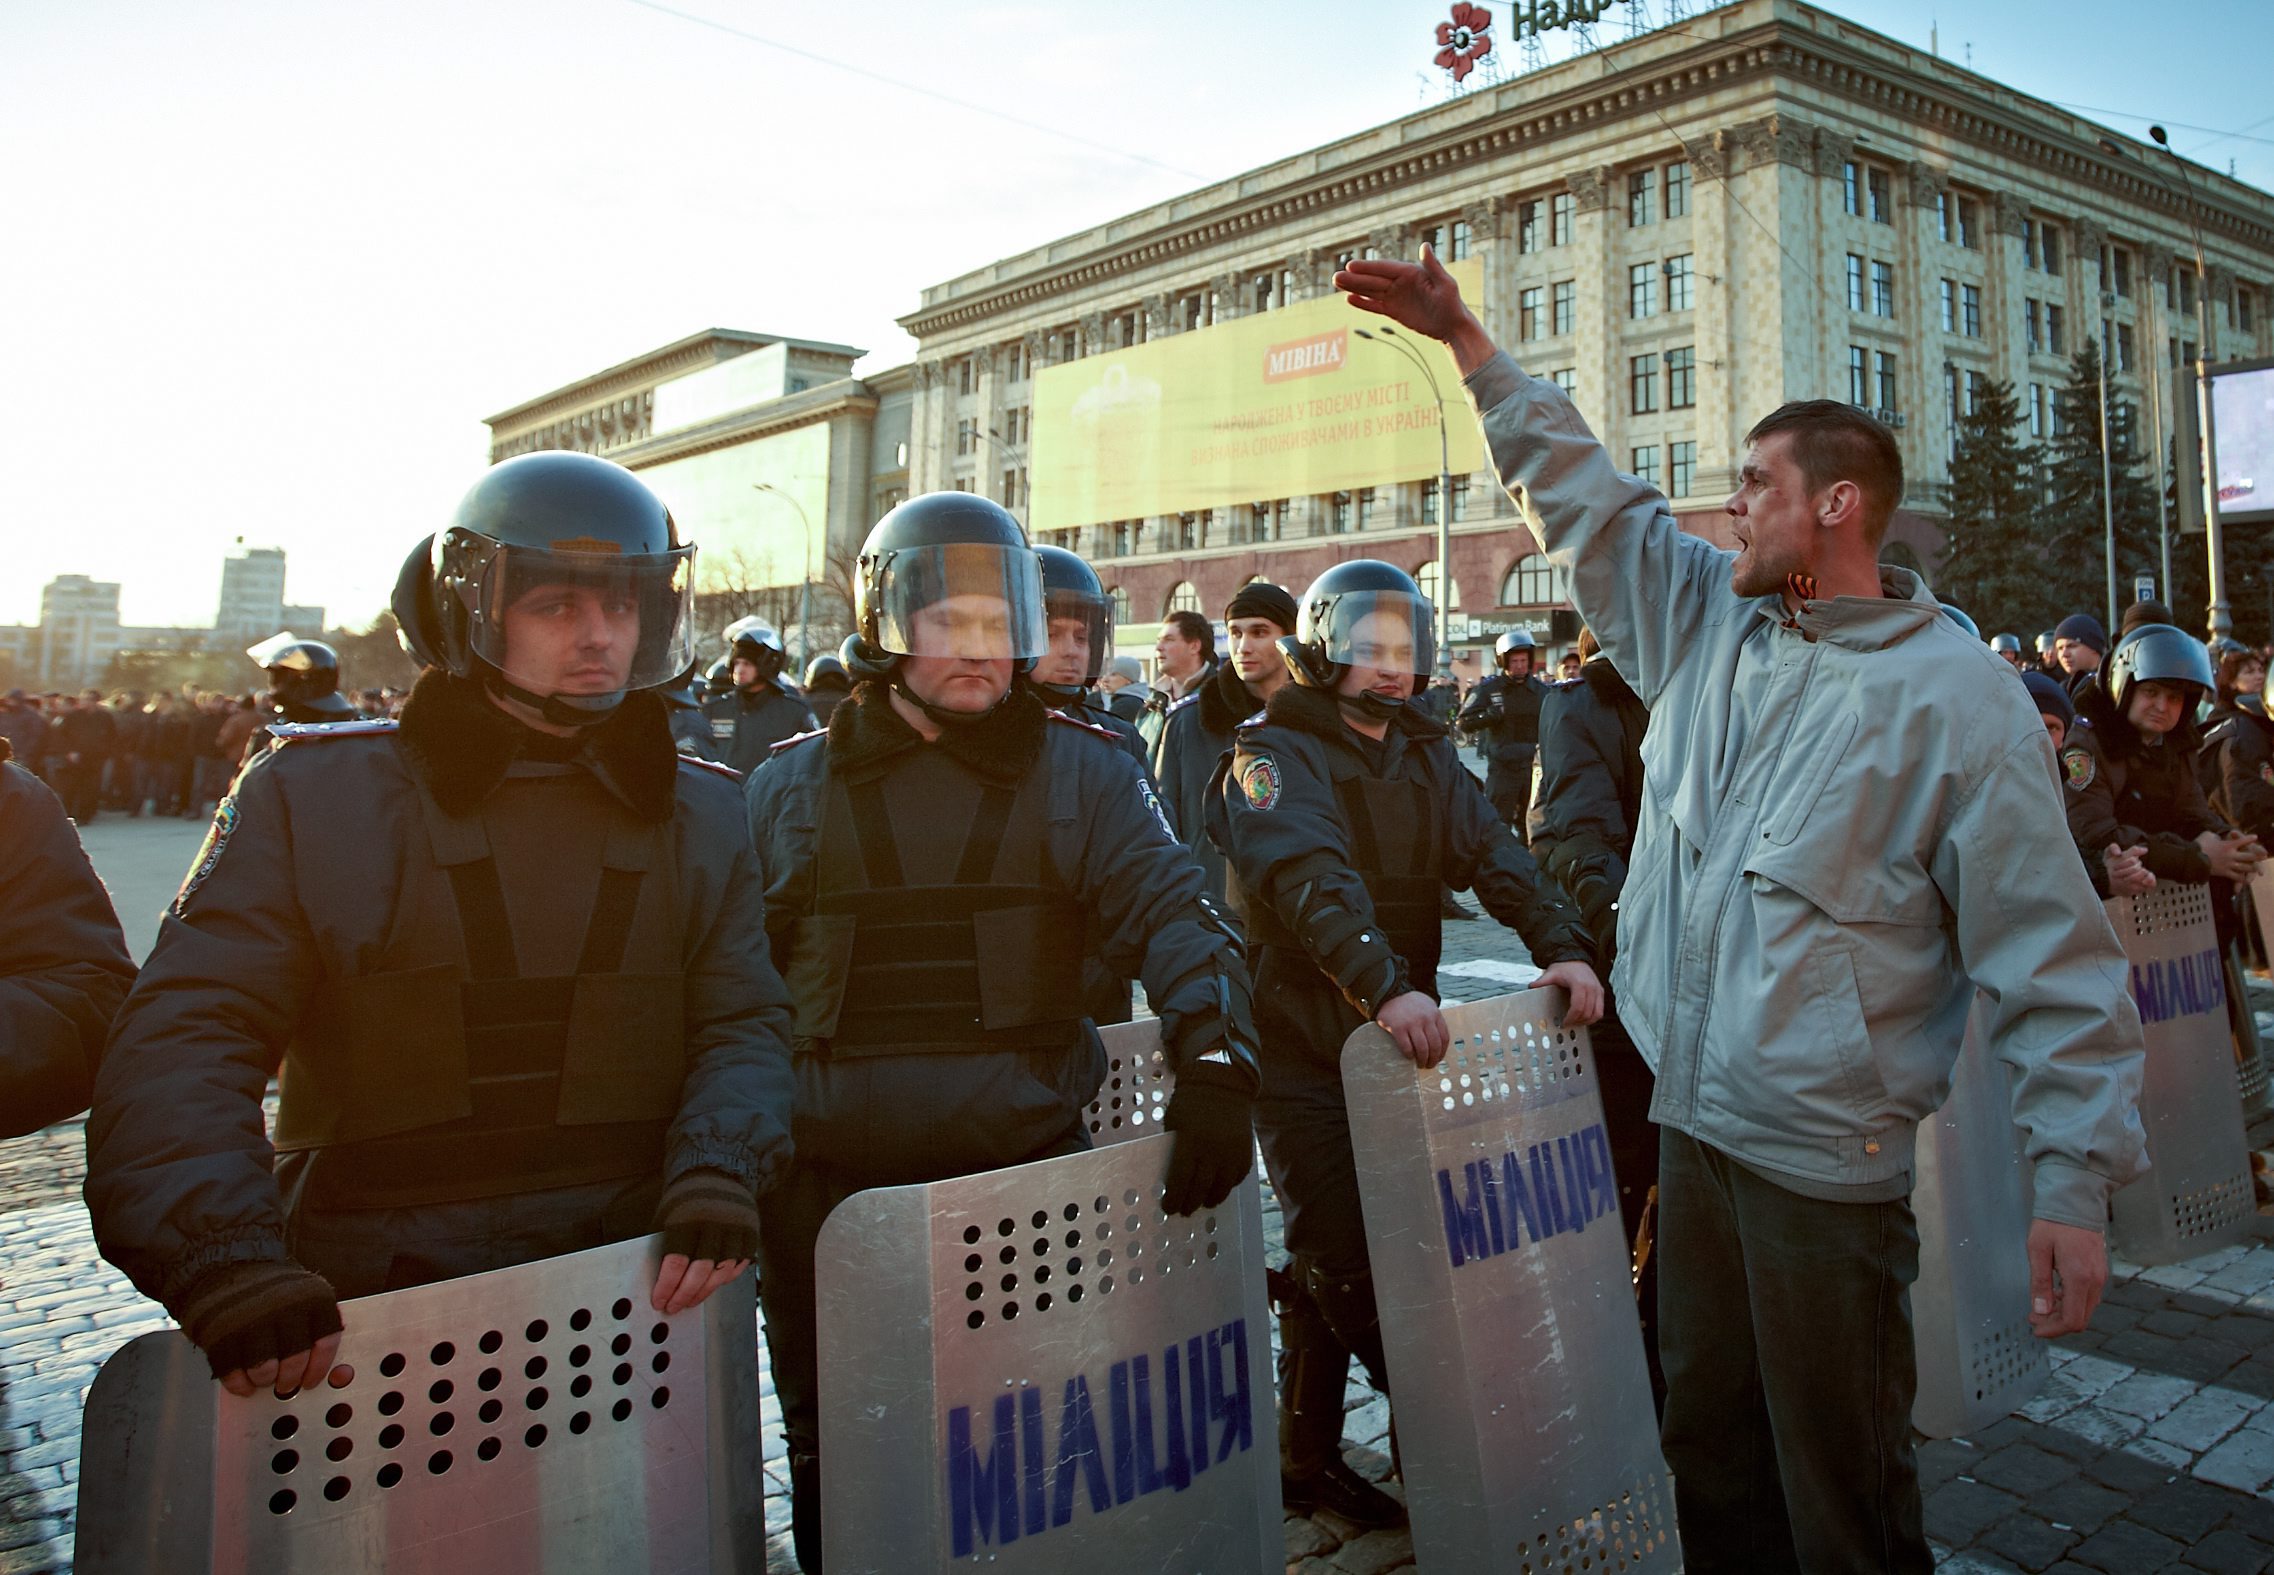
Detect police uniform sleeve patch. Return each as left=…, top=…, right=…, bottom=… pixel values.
left=1240, top=754, right=1282, bottom=810
left=174, top=797, right=239, bottom=914
left=2062, top=747, right=2096, bottom=791
left=1138, top=776, right=1176, bottom=838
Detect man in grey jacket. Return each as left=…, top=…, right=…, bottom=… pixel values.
left=1341, top=249, right=2147, bottom=1572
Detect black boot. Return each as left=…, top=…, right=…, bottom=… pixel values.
left=788, top=1449, right=823, bottom=1572
left=1272, top=1264, right=1406, bottom=1529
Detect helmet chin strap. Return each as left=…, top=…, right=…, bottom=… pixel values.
left=485, top=672, right=624, bottom=728
left=1337, top=689, right=1408, bottom=723
left=891, top=675, right=1012, bottom=728
left=1029, top=679, right=1085, bottom=704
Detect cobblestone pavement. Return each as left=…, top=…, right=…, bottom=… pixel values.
left=15, top=817, right=2274, bottom=1571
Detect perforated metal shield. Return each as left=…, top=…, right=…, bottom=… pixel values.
left=814, top=1135, right=1279, bottom=1572
left=74, top=1234, right=763, bottom=1575
left=2106, top=883, right=2256, bottom=1265
left=1911, top=1000, right=2047, bottom=1439
left=2227, top=945, right=2271, bottom=1113
left=1341, top=989, right=1679, bottom=1572
left=1087, top=1017, right=1172, bottom=1147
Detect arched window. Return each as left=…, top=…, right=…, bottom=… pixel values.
left=1164, top=581, right=1201, bottom=617
left=1501, top=554, right=1567, bottom=607
left=1413, top=561, right=1462, bottom=612
left=1107, top=585, right=1132, bottom=626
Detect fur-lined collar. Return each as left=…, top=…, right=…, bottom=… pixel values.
left=397, top=668, right=679, bottom=822
left=827, top=678, right=1047, bottom=783
left=1198, top=663, right=1264, bottom=735
left=1261, top=679, right=1447, bottom=743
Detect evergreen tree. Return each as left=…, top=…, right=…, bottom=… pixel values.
left=2036, top=340, right=2161, bottom=633
left=1934, top=378, right=2049, bottom=633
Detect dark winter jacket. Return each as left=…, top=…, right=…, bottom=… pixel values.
left=743, top=682, right=1257, bottom=1185
left=0, top=752, right=134, bottom=1138
left=704, top=681, right=818, bottom=776
left=2205, top=705, right=2274, bottom=843
left=2061, top=677, right=2225, bottom=895
left=1527, top=658, right=1649, bottom=960
left=1153, top=663, right=1265, bottom=902
left=85, top=672, right=796, bottom=1313
left=1456, top=670, right=1548, bottom=771
left=1212, top=682, right=1593, bottom=1020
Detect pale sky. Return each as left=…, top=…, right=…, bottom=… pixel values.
left=6, top=0, right=2271, bottom=630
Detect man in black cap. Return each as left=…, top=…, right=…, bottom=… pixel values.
left=2053, top=613, right=2108, bottom=696
left=1154, top=579, right=1298, bottom=901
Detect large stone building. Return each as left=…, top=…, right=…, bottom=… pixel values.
left=483, top=330, right=914, bottom=662
left=213, top=547, right=323, bottom=643
left=896, top=0, right=2274, bottom=658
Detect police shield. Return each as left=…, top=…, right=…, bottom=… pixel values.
left=2107, top=882, right=2256, bottom=1265
left=814, top=1135, right=1280, bottom=1572
left=1087, top=1017, right=1171, bottom=1146
left=74, top=1234, right=764, bottom=1575
left=1911, top=1000, right=2047, bottom=1439
left=1341, top=988, right=1679, bottom=1572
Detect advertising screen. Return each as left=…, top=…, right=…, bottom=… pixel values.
left=2211, top=359, right=2274, bottom=526
left=1028, top=258, right=1485, bottom=532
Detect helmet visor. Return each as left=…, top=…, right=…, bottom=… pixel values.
left=1319, top=590, right=1436, bottom=680
left=1040, top=585, right=1111, bottom=687
left=459, top=542, right=696, bottom=695
left=872, top=543, right=1047, bottom=661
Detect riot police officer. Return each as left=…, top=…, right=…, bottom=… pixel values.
left=1154, top=579, right=1298, bottom=902
left=663, top=677, right=721, bottom=760
left=1030, top=544, right=1149, bottom=768
left=1457, top=627, right=1548, bottom=835
left=1211, top=560, right=1603, bottom=1527
left=801, top=653, right=853, bottom=727
left=703, top=617, right=817, bottom=774
left=247, top=634, right=358, bottom=728
left=86, top=451, right=796, bottom=1401
left=744, top=494, right=1260, bottom=1571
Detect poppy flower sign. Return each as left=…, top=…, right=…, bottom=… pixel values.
left=1435, top=3, right=1494, bottom=82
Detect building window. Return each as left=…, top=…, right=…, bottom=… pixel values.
left=1552, top=280, right=1575, bottom=337
left=1002, top=468, right=1024, bottom=507
left=1450, top=219, right=1472, bottom=260
left=1517, top=199, right=1542, bottom=253
left=1550, top=192, right=1574, bottom=246
left=2041, top=223, right=2062, bottom=274
left=2114, top=249, right=2134, bottom=299
left=1666, top=346, right=1696, bottom=409
left=1664, top=160, right=1689, bottom=219
left=2116, top=322, right=2136, bottom=372
left=956, top=416, right=977, bottom=456
left=1628, top=169, right=1655, bottom=227
left=1520, top=286, right=1544, bottom=341
left=1868, top=168, right=1891, bottom=224
left=1506, top=554, right=1565, bottom=606
left=1965, top=370, right=1986, bottom=413
left=1630, top=353, right=1659, bottom=414
left=2242, top=288, right=2256, bottom=333
left=1848, top=346, right=1869, bottom=406
left=1165, top=582, right=1201, bottom=617
left=1957, top=197, right=1980, bottom=249
left=1843, top=160, right=1861, bottom=216
left=1330, top=493, right=1353, bottom=533
left=2029, top=383, right=2046, bottom=438
left=1959, top=283, right=1980, bottom=338
left=958, top=359, right=976, bottom=396
left=1108, top=586, right=1131, bottom=624
left=1355, top=488, right=1378, bottom=529
left=1936, top=191, right=1953, bottom=244
left=1670, top=440, right=1697, bottom=498
left=1871, top=260, right=1895, bottom=318
left=1666, top=254, right=1694, bottom=312
left=2047, top=304, right=2065, bottom=355
left=2025, top=300, right=2042, bottom=353
left=1550, top=368, right=1578, bottom=396
left=1940, top=279, right=1957, bottom=333
left=1632, top=445, right=1661, bottom=488
left=1006, top=341, right=1026, bottom=382
left=1847, top=254, right=1866, bottom=312
left=1629, top=261, right=1657, bottom=319
left=2022, top=218, right=2037, bottom=268
left=1876, top=351, right=1898, bottom=412
left=1420, top=477, right=1472, bottom=523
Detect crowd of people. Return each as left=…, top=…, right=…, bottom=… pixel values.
left=4, top=246, right=2264, bottom=1574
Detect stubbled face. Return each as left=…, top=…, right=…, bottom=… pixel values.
left=1032, top=615, right=1092, bottom=688
left=2056, top=639, right=2101, bottom=675
left=901, top=595, right=1015, bottom=714
left=499, top=581, right=638, bottom=696
left=1335, top=608, right=1417, bottom=707
left=1227, top=616, right=1287, bottom=689
left=2126, top=678, right=2188, bottom=738
left=1725, top=432, right=1820, bottom=599
left=1155, top=624, right=1202, bottom=680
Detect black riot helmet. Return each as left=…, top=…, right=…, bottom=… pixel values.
left=1493, top=628, right=1537, bottom=673
left=722, top=616, right=787, bottom=686
left=1031, top=544, right=1112, bottom=698
left=1283, top=560, right=1437, bottom=721
left=246, top=634, right=354, bottom=717
left=846, top=493, right=1047, bottom=715
left=802, top=653, right=850, bottom=692
left=2106, top=623, right=2216, bottom=719
left=393, top=451, right=697, bottom=727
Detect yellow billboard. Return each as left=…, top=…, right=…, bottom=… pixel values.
left=1029, top=259, right=1484, bottom=531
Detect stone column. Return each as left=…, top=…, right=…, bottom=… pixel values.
left=1566, top=165, right=1617, bottom=436
left=1684, top=129, right=1741, bottom=499
left=1987, top=191, right=2032, bottom=393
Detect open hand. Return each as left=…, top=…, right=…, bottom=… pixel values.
left=1536, top=960, right=1605, bottom=1027
left=1335, top=246, right=1495, bottom=374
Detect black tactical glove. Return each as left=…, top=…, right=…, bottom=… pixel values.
left=653, top=1167, right=761, bottom=1264
left=1162, top=1073, right=1256, bottom=1217
left=175, top=1259, right=343, bottom=1382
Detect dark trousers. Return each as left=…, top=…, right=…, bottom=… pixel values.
left=54, top=759, right=102, bottom=822
left=1593, top=1015, right=1663, bottom=1412
left=1485, top=757, right=1534, bottom=843
left=1656, top=1128, right=1930, bottom=1575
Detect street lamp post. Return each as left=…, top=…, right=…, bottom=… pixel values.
left=751, top=483, right=813, bottom=663
left=2097, top=302, right=2120, bottom=631
left=1353, top=326, right=1454, bottom=681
